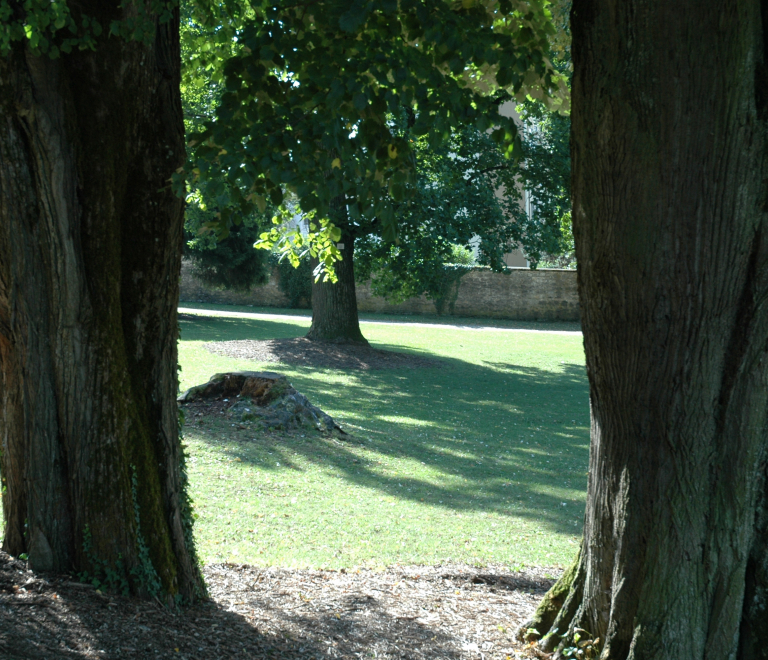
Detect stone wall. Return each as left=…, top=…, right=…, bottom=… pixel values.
left=179, top=260, right=580, bottom=322
left=180, top=260, right=291, bottom=307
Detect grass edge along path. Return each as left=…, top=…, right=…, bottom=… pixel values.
left=178, top=301, right=582, bottom=333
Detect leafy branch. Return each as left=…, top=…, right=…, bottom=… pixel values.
left=0, top=0, right=177, bottom=58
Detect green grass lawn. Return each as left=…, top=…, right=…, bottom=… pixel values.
left=178, top=306, right=590, bottom=571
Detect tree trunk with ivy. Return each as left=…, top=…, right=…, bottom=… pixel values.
left=521, top=1, right=768, bottom=657
left=0, top=3, right=204, bottom=601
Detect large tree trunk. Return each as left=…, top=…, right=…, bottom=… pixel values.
left=523, top=1, right=768, bottom=657
left=306, top=226, right=368, bottom=344
left=0, top=4, right=204, bottom=601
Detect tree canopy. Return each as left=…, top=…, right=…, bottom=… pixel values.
left=175, top=0, right=570, bottom=341
left=181, top=0, right=567, bottom=264
left=355, top=121, right=524, bottom=307
left=514, top=73, right=572, bottom=267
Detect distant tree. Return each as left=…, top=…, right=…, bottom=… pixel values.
left=184, top=196, right=270, bottom=292
left=184, top=0, right=567, bottom=342
left=354, top=98, right=574, bottom=315
left=179, top=2, right=272, bottom=293
left=271, top=255, right=313, bottom=309
left=516, top=93, right=573, bottom=268
left=355, top=124, right=526, bottom=312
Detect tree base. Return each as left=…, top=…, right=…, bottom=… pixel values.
left=518, top=551, right=584, bottom=654
left=304, top=330, right=370, bottom=346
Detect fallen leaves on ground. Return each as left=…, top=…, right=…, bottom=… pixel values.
left=0, top=550, right=557, bottom=659
left=205, top=338, right=442, bottom=370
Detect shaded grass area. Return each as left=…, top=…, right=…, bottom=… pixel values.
left=179, top=308, right=589, bottom=571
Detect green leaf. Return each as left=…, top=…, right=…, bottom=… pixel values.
left=353, top=93, right=368, bottom=111
left=339, top=2, right=370, bottom=33
left=389, top=181, right=405, bottom=201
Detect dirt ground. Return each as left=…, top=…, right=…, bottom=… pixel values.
left=204, top=337, right=443, bottom=371
left=0, top=550, right=554, bottom=659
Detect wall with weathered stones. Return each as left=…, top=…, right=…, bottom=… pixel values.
left=180, top=260, right=291, bottom=307
left=179, top=260, right=580, bottom=322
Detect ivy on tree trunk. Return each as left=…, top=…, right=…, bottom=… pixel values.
left=522, top=1, right=768, bottom=657
left=0, top=3, right=204, bottom=601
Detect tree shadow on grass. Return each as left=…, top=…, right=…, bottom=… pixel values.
left=304, top=361, right=585, bottom=534
left=179, top=315, right=310, bottom=343
left=178, top=313, right=589, bottom=536
left=185, top=353, right=589, bottom=541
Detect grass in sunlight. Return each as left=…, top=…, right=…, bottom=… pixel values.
left=178, top=306, right=590, bottom=570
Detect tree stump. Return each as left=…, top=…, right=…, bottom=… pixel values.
left=179, top=372, right=344, bottom=434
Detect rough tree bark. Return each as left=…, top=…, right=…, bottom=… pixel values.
left=306, top=197, right=367, bottom=344
left=0, top=3, right=204, bottom=601
left=521, top=1, right=768, bottom=657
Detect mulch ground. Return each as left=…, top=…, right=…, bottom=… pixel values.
left=0, top=550, right=554, bottom=659
left=205, top=338, right=443, bottom=370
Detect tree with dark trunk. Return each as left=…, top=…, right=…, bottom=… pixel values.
left=522, top=1, right=768, bottom=657
left=303, top=192, right=367, bottom=344
left=186, top=1, right=567, bottom=343
left=307, top=229, right=368, bottom=344
left=0, top=3, right=204, bottom=601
